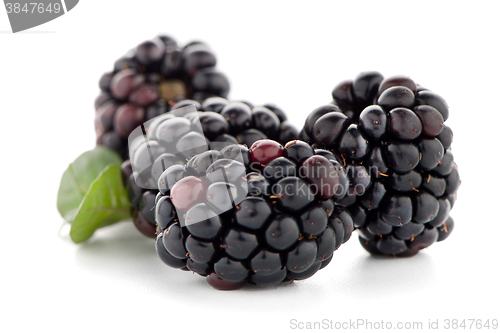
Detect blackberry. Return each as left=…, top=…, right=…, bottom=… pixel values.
left=303, top=72, right=460, bottom=257
left=95, top=35, right=230, bottom=160
left=125, top=99, right=299, bottom=239
left=155, top=139, right=353, bottom=289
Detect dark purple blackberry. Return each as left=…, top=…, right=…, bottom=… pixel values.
left=171, top=98, right=299, bottom=148
left=124, top=98, right=299, bottom=239
left=303, top=72, right=460, bottom=257
left=95, top=35, right=230, bottom=160
left=155, top=139, right=352, bottom=289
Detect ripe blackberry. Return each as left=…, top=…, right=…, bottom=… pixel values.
left=169, top=98, right=299, bottom=147
left=124, top=100, right=299, bottom=239
left=95, top=35, right=230, bottom=160
left=303, top=72, right=460, bottom=257
left=155, top=139, right=353, bottom=289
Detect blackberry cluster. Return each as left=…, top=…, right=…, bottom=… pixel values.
left=94, top=35, right=230, bottom=159
left=166, top=97, right=300, bottom=146
left=301, top=72, right=460, bottom=257
left=123, top=99, right=299, bottom=239
left=155, top=139, right=353, bottom=289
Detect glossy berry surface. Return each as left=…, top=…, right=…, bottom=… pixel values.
left=285, top=140, right=315, bottom=164
left=220, top=102, right=253, bottom=133
left=301, top=155, right=343, bottom=199
left=154, top=139, right=354, bottom=289
left=302, top=71, right=460, bottom=257
left=359, top=105, right=386, bottom=139
left=312, top=112, right=349, bottom=147
left=170, top=176, right=207, bottom=212
left=95, top=35, right=230, bottom=160
left=133, top=211, right=157, bottom=238
left=122, top=94, right=298, bottom=239
left=249, top=140, right=285, bottom=165
left=388, top=108, right=422, bottom=140
left=378, top=86, right=415, bottom=110
left=206, top=273, right=246, bottom=290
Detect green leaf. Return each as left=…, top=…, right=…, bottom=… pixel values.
left=57, top=146, right=122, bottom=222
left=70, top=164, right=131, bottom=244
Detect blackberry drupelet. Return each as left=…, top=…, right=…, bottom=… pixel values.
left=172, top=98, right=300, bottom=146
left=302, top=72, right=460, bottom=257
left=155, top=139, right=353, bottom=289
left=124, top=99, right=299, bottom=239
left=95, top=35, right=230, bottom=160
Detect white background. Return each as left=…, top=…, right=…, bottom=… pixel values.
left=1, top=1, right=499, bottom=332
